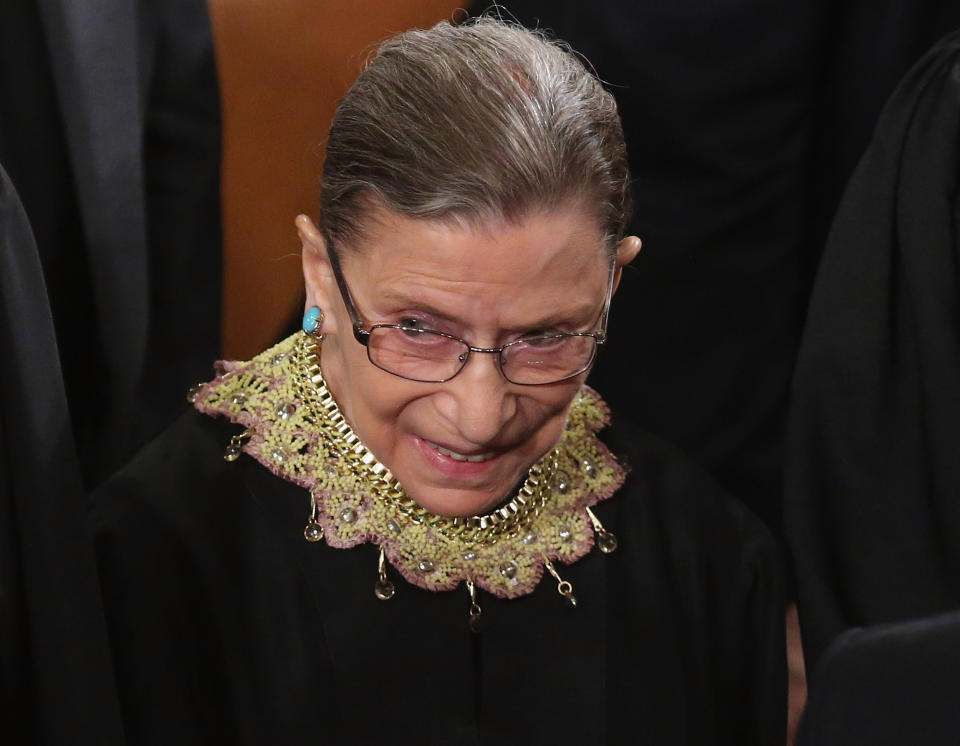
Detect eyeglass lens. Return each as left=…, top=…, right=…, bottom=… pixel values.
left=366, top=327, right=596, bottom=384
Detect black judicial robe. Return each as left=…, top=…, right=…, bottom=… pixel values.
left=796, top=611, right=960, bottom=746
left=90, top=408, right=785, bottom=746
left=0, top=163, right=123, bottom=744
left=0, top=0, right=222, bottom=488
left=785, top=28, right=960, bottom=671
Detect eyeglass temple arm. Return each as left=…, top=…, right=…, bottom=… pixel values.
left=325, top=236, right=372, bottom=346
left=596, top=258, right=617, bottom=344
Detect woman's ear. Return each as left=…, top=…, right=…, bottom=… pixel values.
left=298, top=214, right=332, bottom=311
left=612, top=235, right=642, bottom=293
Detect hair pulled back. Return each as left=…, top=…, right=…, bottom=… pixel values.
left=320, top=16, right=632, bottom=255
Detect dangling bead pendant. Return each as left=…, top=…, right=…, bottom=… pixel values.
left=543, top=557, right=577, bottom=607
left=466, top=579, right=482, bottom=633
left=374, top=545, right=396, bottom=601
left=223, top=428, right=254, bottom=462
left=303, top=493, right=324, bottom=543
left=585, top=506, right=618, bottom=554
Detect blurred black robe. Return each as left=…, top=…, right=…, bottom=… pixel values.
left=0, top=163, right=123, bottom=744
left=796, top=611, right=960, bottom=746
left=0, top=0, right=222, bottom=488
left=0, top=0, right=220, bottom=742
left=90, top=406, right=785, bottom=745
left=785, top=29, right=960, bottom=669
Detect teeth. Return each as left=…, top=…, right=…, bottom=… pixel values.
left=426, top=441, right=495, bottom=463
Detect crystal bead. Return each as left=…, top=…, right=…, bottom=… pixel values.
left=387, top=519, right=402, bottom=534
left=469, top=613, right=482, bottom=634
left=230, top=393, right=246, bottom=406
left=555, top=471, right=570, bottom=494
left=272, top=353, right=286, bottom=365
left=374, top=579, right=396, bottom=600
left=522, top=532, right=537, bottom=545
left=303, top=522, right=324, bottom=543
left=276, top=402, right=295, bottom=420
left=597, top=529, right=618, bottom=554
left=341, top=507, right=357, bottom=523
left=223, top=444, right=242, bottom=462
left=186, top=385, right=201, bottom=403
left=418, top=559, right=434, bottom=573
left=272, top=448, right=288, bottom=463
left=462, top=551, right=477, bottom=561
left=582, top=460, right=595, bottom=477
left=325, top=464, right=338, bottom=476
left=499, top=560, right=518, bottom=579
left=558, top=525, right=573, bottom=542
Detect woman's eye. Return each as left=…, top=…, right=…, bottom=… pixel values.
left=398, top=317, right=433, bottom=331
left=396, top=318, right=441, bottom=339
left=523, top=333, right=567, bottom=348
left=521, top=328, right=550, bottom=339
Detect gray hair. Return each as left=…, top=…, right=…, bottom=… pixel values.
left=319, top=16, right=632, bottom=256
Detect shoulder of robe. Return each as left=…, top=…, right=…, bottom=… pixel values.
left=601, top=410, right=782, bottom=574
left=87, top=408, right=251, bottom=539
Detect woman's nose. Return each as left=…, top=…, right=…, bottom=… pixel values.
left=441, top=350, right=516, bottom=445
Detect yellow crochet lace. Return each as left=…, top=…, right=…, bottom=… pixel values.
left=192, top=333, right=625, bottom=605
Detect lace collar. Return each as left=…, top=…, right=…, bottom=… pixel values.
left=192, top=333, right=625, bottom=619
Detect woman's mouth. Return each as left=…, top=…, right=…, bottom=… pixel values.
left=410, top=436, right=507, bottom=484
left=423, top=439, right=497, bottom=463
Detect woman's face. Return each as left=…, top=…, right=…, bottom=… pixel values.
left=299, top=205, right=640, bottom=518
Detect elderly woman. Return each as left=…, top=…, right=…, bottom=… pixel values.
left=90, top=17, right=784, bottom=745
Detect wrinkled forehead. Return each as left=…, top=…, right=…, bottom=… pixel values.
left=331, top=202, right=613, bottom=330
left=330, top=194, right=613, bottom=264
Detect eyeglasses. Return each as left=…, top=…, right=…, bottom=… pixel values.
left=325, top=238, right=614, bottom=386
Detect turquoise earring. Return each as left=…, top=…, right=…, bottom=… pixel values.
left=302, top=306, right=324, bottom=337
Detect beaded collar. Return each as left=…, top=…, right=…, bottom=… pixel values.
left=191, top=333, right=625, bottom=621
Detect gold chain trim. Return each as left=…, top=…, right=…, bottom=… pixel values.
left=192, top=333, right=626, bottom=603
left=293, top=333, right=557, bottom=546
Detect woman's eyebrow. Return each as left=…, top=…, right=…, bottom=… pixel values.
left=373, top=290, right=463, bottom=324
left=513, top=303, right=603, bottom=331
left=377, top=290, right=601, bottom=330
